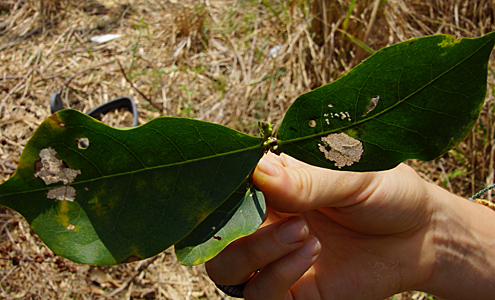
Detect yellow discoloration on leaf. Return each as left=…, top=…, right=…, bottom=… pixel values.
left=46, top=113, right=66, bottom=130
left=57, top=200, right=71, bottom=227
left=86, top=191, right=120, bottom=218
left=88, top=197, right=99, bottom=205
left=438, top=35, right=457, bottom=47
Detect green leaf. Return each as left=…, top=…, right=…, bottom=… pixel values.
left=0, top=109, right=264, bottom=265
left=175, top=183, right=265, bottom=266
left=277, top=32, right=495, bottom=171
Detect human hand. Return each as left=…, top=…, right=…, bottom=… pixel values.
left=206, top=153, right=442, bottom=300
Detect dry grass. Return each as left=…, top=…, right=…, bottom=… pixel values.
left=0, top=0, right=494, bottom=299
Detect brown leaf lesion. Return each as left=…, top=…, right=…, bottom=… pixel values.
left=34, top=147, right=81, bottom=202
left=318, top=133, right=364, bottom=168
left=362, top=96, right=380, bottom=116
left=46, top=186, right=77, bottom=202
left=34, top=147, right=81, bottom=185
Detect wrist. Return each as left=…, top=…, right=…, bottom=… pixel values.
left=418, top=184, right=495, bottom=299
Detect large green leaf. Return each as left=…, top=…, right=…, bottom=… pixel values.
left=277, top=32, right=495, bottom=171
left=175, top=183, right=265, bottom=266
left=0, top=109, right=264, bottom=265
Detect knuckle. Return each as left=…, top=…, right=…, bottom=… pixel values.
left=242, top=237, right=267, bottom=264
left=243, top=268, right=287, bottom=300
left=264, top=266, right=287, bottom=286
left=205, top=259, right=225, bottom=283
left=292, top=168, right=315, bottom=209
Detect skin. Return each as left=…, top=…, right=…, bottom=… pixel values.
left=206, top=153, right=495, bottom=300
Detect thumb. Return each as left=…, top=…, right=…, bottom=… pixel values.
left=252, top=154, right=378, bottom=213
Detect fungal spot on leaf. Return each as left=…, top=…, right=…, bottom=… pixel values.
left=66, top=224, right=76, bottom=230
left=34, top=160, right=43, bottom=173
left=438, top=35, right=456, bottom=48
left=318, top=133, right=364, bottom=168
left=363, top=96, right=380, bottom=116
left=47, top=186, right=77, bottom=202
left=59, top=122, right=66, bottom=127
left=309, top=120, right=317, bottom=127
left=77, top=137, right=89, bottom=149
left=123, top=255, right=141, bottom=263
left=34, top=147, right=81, bottom=185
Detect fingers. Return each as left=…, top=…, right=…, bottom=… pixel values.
left=252, top=153, right=378, bottom=213
left=206, top=217, right=321, bottom=299
left=206, top=217, right=310, bottom=285
left=253, top=153, right=432, bottom=235
left=243, top=236, right=321, bottom=300
left=207, top=217, right=320, bottom=300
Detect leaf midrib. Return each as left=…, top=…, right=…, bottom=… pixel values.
left=0, top=144, right=263, bottom=198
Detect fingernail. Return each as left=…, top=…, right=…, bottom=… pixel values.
left=257, top=158, right=280, bottom=177
left=297, top=236, right=321, bottom=259
left=277, top=218, right=308, bottom=244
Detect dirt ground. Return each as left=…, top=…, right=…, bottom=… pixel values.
left=0, top=0, right=494, bottom=299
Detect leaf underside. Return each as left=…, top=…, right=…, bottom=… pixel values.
left=278, top=32, right=495, bottom=171
left=175, top=183, right=265, bottom=266
left=0, top=110, right=264, bottom=265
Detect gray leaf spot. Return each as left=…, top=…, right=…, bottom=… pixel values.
left=34, top=147, right=81, bottom=185
left=47, top=186, right=77, bottom=202
left=363, top=96, right=380, bottom=116
left=309, top=120, right=317, bottom=127
left=318, top=133, right=364, bottom=168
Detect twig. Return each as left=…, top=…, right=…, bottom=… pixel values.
left=0, top=69, right=33, bottom=115
left=61, top=60, right=114, bottom=88
left=116, top=59, right=161, bottom=110
left=0, top=73, right=30, bottom=80
left=0, top=27, right=42, bottom=51
left=438, top=160, right=453, bottom=193
left=225, top=35, right=247, bottom=83
left=0, top=15, right=59, bottom=52
left=363, top=0, right=381, bottom=43
left=105, top=255, right=159, bottom=299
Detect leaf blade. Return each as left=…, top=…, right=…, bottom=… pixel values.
left=0, top=109, right=264, bottom=265
left=278, top=32, right=495, bottom=171
left=175, top=183, right=266, bottom=266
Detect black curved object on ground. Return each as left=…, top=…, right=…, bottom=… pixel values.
left=49, top=93, right=139, bottom=127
